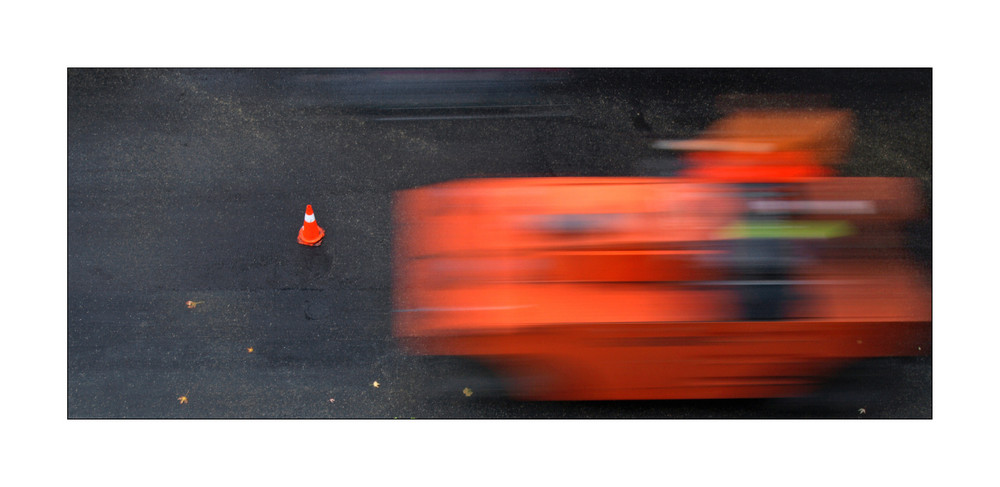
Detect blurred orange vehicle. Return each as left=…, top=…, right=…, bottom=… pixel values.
left=392, top=109, right=931, bottom=402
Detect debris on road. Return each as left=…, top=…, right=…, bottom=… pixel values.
left=178, top=395, right=189, bottom=404
left=185, top=301, right=204, bottom=309
left=463, top=387, right=473, bottom=397
left=858, top=408, right=866, bottom=415
left=372, top=381, right=380, bottom=388
left=247, top=347, right=254, bottom=353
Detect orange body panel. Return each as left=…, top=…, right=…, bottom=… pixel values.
left=393, top=177, right=930, bottom=401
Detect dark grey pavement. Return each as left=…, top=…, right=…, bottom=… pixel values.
left=67, top=68, right=932, bottom=418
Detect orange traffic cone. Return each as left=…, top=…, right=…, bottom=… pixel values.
left=297, top=204, right=326, bottom=246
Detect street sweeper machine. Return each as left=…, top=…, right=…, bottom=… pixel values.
left=392, top=109, right=931, bottom=402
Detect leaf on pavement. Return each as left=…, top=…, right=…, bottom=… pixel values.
left=463, top=387, right=473, bottom=397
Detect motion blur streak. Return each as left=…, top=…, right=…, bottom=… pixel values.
left=393, top=106, right=930, bottom=401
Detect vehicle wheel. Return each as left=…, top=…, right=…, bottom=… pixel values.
left=411, top=355, right=510, bottom=401
left=778, top=357, right=931, bottom=418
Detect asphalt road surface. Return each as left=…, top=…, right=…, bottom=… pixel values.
left=67, top=68, right=932, bottom=418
